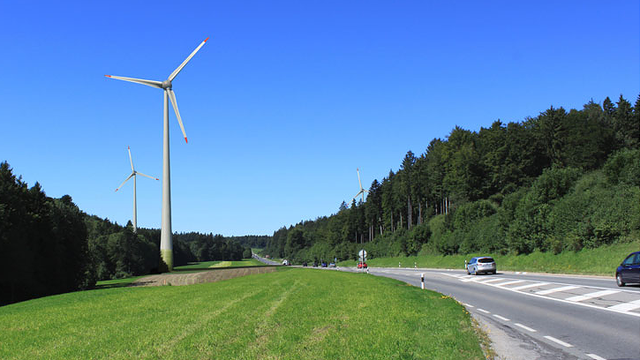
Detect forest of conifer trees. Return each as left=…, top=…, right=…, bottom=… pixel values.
left=263, top=95, right=640, bottom=263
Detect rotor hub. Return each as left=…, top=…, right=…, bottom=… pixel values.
left=161, top=80, right=172, bottom=89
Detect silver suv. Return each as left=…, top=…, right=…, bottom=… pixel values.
left=467, top=257, right=496, bottom=275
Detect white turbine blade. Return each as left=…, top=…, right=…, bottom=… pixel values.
left=167, top=89, right=188, bottom=143
left=352, top=190, right=364, bottom=202
left=363, top=189, right=369, bottom=193
left=136, top=171, right=159, bottom=181
left=115, top=173, right=134, bottom=192
left=105, top=75, right=162, bottom=89
left=128, top=146, right=134, bottom=171
left=168, top=37, right=209, bottom=82
left=357, top=168, right=363, bottom=190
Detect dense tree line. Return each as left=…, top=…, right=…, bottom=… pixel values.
left=0, top=162, right=255, bottom=305
left=263, top=95, right=640, bottom=263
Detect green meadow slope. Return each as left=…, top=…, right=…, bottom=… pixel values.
left=1, top=268, right=485, bottom=360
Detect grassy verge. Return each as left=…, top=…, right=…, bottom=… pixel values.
left=0, top=268, right=484, bottom=359
left=95, top=276, right=146, bottom=289
left=339, top=241, right=639, bottom=276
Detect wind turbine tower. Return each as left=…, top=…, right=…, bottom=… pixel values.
left=106, top=38, right=208, bottom=271
left=352, top=168, right=369, bottom=204
left=115, top=146, right=158, bottom=233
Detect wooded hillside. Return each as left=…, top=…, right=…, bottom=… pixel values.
left=263, top=95, right=640, bottom=263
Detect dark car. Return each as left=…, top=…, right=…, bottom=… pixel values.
left=302, top=261, right=308, bottom=267
left=321, top=262, right=328, bottom=267
left=466, top=256, right=496, bottom=275
left=616, top=251, right=640, bottom=287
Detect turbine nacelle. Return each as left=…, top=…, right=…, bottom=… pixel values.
left=161, top=80, right=172, bottom=90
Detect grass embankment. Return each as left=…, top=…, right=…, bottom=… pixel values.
left=0, top=268, right=485, bottom=359
left=340, top=241, right=639, bottom=276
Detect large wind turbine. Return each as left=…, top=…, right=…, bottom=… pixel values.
left=352, top=168, right=369, bottom=204
left=106, top=38, right=208, bottom=271
left=115, top=146, right=158, bottom=233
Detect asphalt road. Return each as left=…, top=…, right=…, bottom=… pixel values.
left=359, top=267, right=640, bottom=360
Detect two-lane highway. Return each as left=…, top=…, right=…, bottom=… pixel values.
left=362, top=268, right=640, bottom=360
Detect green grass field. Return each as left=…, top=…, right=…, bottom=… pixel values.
left=0, top=268, right=485, bottom=359
left=173, top=258, right=264, bottom=271
left=340, top=241, right=639, bottom=276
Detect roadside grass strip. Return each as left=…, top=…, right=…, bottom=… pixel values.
left=0, top=268, right=485, bottom=359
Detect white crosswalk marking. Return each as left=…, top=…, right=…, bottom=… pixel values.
left=536, top=285, right=580, bottom=295
left=494, top=280, right=526, bottom=286
left=609, top=299, right=640, bottom=312
left=566, top=290, right=620, bottom=302
left=511, top=282, right=549, bottom=291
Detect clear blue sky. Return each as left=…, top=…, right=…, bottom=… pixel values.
left=1, top=1, right=638, bottom=236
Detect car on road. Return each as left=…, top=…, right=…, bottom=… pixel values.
left=329, top=262, right=336, bottom=268
left=282, top=259, right=290, bottom=266
left=357, top=262, right=368, bottom=269
left=466, top=256, right=496, bottom=275
left=616, top=251, right=640, bottom=287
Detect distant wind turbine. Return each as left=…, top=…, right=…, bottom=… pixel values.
left=352, top=168, right=369, bottom=204
left=106, top=38, right=209, bottom=271
left=115, top=146, right=158, bottom=233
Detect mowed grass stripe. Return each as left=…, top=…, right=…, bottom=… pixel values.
left=0, top=268, right=485, bottom=359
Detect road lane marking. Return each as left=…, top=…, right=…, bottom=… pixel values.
left=608, top=299, right=640, bottom=312
left=477, top=308, right=490, bottom=314
left=586, top=354, right=606, bottom=360
left=544, top=336, right=573, bottom=348
left=493, top=279, right=526, bottom=286
left=514, top=323, right=537, bottom=332
left=463, top=303, right=475, bottom=308
left=493, top=314, right=510, bottom=321
left=566, top=290, right=620, bottom=302
left=477, top=278, right=507, bottom=283
left=511, top=282, right=550, bottom=291
left=536, top=285, right=580, bottom=295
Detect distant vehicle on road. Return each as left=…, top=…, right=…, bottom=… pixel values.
left=329, top=262, right=336, bottom=267
left=321, top=261, right=328, bottom=267
left=466, top=257, right=496, bottom=275
left=357, top=262, right=367, bottom=269
left=616, top=251, right=640, bottom=287
left=302, top=261, right=308, bottom=267
left=282, top=259, right=289, bottom=266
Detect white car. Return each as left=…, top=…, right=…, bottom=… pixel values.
left=467, top=257, right=496, bottom=275
left=282, top=259, right=289, bottom=266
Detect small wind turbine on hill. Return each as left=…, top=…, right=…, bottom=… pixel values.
left=106, top=38, right=209, bottom=271
left=352, top=168, right=369, bottom=204
left=115, top=146, right=158, bottom=233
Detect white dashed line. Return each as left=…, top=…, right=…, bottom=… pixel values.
left=608, top=299, right=640, bottom=312
left=544, top=336, right=573, bottom=348
left=493, top=314, right=510, bottom=321
left=566, top=290, right=620, bottom=302
left=536, top=285, right=580, bottom=295
left=477, top=308, right=490, bottom=314
left=511, top=282, right=550, bottom=291
left=463, top=303, right=475, bottom=308
left=514, top=323, right=537, bottom=332
left=586, top=354, right=607, bottom=360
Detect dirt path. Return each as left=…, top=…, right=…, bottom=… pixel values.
left=130, top=267, right=276, bottom=287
